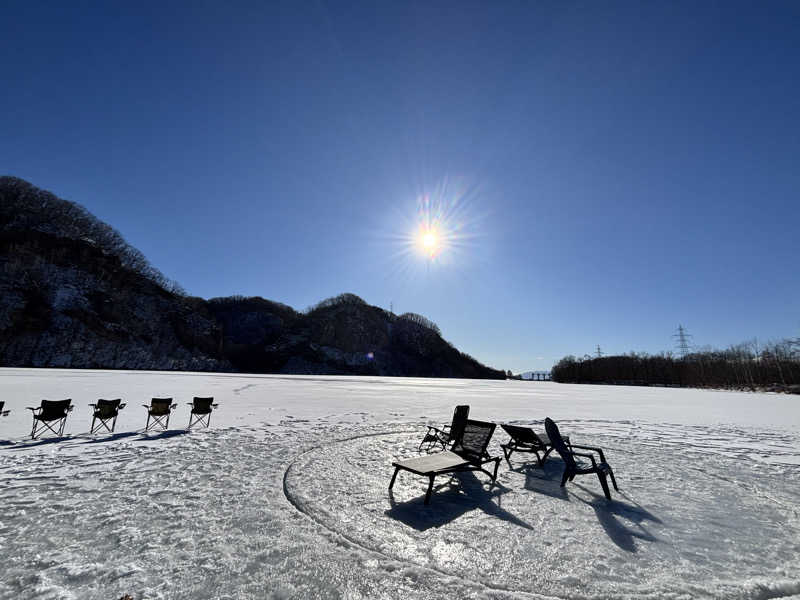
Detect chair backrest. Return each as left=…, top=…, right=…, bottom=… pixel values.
left=452, top=419, right=496, bottom=462
left=39, top=399, right=72, bottom=420
left=0, top=401, right=4, bottom=412
left=544, top=417, right=575, bottom=470
left=448, top=405, right=470, bottom=445
left=95, top=398, right=122, bottom=418
left=150, top=398, right=173, bottom=416
left=191, top=397, right=215, bottom=413
left=500, top=424, right=545, bottom=447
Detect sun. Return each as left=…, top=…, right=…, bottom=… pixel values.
left=386, top=176, right=484, bottom=273
left=417, top=227, right=441, bottom=258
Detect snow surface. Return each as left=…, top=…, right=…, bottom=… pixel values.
left=1, top=368, right=799, bottom=600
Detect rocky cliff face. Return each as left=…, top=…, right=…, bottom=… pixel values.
left=0, top=177, right=504, bottom=379
left=0, top=229, right=228, bottom=371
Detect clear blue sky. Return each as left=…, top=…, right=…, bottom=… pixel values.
left=2, top=1, right=799, bottom=373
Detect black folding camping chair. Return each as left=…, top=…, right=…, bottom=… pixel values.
left=0, top=401, right=8, bottom=417
left=418, top=405, right=469, bottom=453
left=89, top=398, right=126, bottom=434
left=187, top=397, right=218, bottom=429
left=143, top=398, right=177, bottom=431
left=27, top=399, right=73, bottom=439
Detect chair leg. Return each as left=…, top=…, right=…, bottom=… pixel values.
left=560, top=468, right=570, bottom=487
left=30, top=419, right=37, bottom=439
left=389, top=467, right=400, bottom=490
left=424, top=475, right=435, bottom=505
left=608, top=467, right=619, bottom=491
left=492, top=458, right=500, bottom=481
left=598, top=471, right=612, bottom=500
left=91, top=416, right=97, bottom=434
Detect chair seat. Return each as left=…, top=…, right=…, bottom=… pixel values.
left=191, top=408, right=213, bottom=415
left=93, top=410, right=118, bottom=418
left=393, top=451, right=470, bottom=475
left=34, top=414, right=67, bottom=422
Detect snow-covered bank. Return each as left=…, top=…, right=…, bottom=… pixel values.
left=1, top=369, right=799, bottom=599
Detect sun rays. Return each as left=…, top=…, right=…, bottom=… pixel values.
left=380, top=176, right=487, bottom=280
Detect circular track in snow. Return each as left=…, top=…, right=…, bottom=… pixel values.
left=283, top=429, right=800, bottom=600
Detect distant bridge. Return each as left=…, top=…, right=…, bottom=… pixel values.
left=523, top=371, right=551, bottom=381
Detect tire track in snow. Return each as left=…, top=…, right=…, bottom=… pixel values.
left=281, top=429, right=563, bottom=600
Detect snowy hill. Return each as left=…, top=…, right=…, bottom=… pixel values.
left=0, top=177, right=503, bottom=378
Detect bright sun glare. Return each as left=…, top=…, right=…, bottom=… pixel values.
left=416, top=225, right=444, bottom=259
left=421, top=230, right=438, bottom=253
left=389, top=177, right=484, bottom=272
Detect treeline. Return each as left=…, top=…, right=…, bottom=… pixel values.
left=552, top=338, right=800, bottom=392
left=0, top=176, right=185, bottom=295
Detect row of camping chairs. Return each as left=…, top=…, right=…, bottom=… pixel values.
left=4, top=397, right=219, bottom=439
left=391, top=405, right=618, bottom=504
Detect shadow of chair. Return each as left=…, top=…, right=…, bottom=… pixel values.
left=386, top=470, right=531, bottom=531
left=572, top=483, right=662, bottom=552
left=517, top=458, right=571, bottom=501
left=138, top=429, right=189, bottom=441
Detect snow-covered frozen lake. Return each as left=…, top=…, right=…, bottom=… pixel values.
left=1, top=368, right=799, bottom=600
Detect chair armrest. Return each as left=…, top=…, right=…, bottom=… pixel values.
left=67, top=406, right=74, bottom=412
left=212, top=404, right=219, bottom=408
left=570, top=451, right=598, bottom=468
left=170, top=404, right=177, bottom=409
left=88, top=403, right=97, bottom=408
left=27, top=407, right=39, bottom=413
left=571, top=444, right=606, bottom=463
left=118, top=403, right=126, bottom=410
left=143, top=405, right=151, bottom=409
left=426, top=425, right=446, bottom=435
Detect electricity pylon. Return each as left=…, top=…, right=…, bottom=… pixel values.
left=673, top=325, right=693, bottom=358
left=595, top=345, right=604, bottom=358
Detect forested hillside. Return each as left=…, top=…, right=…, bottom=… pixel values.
left=0, top=177, right=504, bottom=379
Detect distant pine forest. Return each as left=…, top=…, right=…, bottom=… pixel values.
left=551, top=338, right=800, bottom=393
